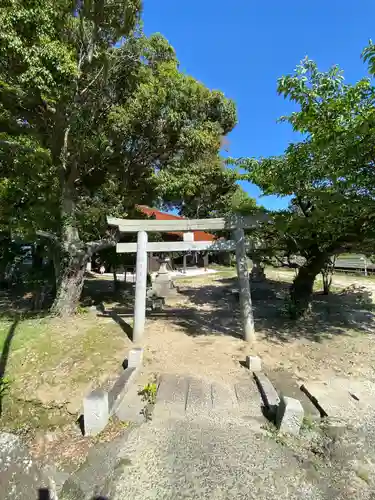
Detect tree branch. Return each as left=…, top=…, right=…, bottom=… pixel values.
left=80, top=65, right=104, bottom=96
left=60, top=125, right=71, bottom=172
left=296, top=196, right=312, bottom=217
left=36, top=231, right=60, bottom=246
left=86, top=236, right=119, bottom=255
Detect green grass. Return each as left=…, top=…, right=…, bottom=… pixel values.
left=0, top=314, right=131, bottom=435
left=0, top=317, right=49, bottom=354
left=174, top=265, right=236, bottom=285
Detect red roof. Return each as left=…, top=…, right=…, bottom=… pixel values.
left=136, top=206, right=215, bottom=242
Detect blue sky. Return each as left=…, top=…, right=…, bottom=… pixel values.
left=143, top=0, right=375, bottom=210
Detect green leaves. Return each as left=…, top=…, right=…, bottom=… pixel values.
left=233, top=51, right=375, bottom=264
left=157, top=156, right=242, bottom=218
left=0, top=1, right=236, bottom=250
left=362, top=40, right=375, bottom=76
left=79, top=0, right=142, bottom=44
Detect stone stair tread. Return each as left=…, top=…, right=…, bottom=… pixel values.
left=154, top=373, right=188, bottom=418
left=211, top=382, right=238, bottom=411
left=154, top=374, right=267, bottom=426
left=235, top=380, right=263, bottom=414
left=186, top=377, right=212, bottom=414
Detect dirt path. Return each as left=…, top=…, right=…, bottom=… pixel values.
left=141, top=318, right=247, bottom=385
left=125, top=271, right=375, bottom=391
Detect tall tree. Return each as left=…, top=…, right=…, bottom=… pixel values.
left=233, top=54, right=375, bottom=317
left=158, top=157, right=258, bottom=218
left=158, top=156, right=241, bottom=218
left=0, top=1, right=236, bottom=315
left=229, top=186, right=258, bottom=216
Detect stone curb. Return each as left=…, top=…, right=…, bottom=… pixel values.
left=253, top=371, right=280, bottom=420
left=108, top=367, right=137, bottom=416
left=276, top=395, right=304, bottom=436
left=300, top=384, right=328, bottom=418
left=253, top=372, right=305, bottom=435
left=83, top=348, right=143, bottom=436
left=245, top=356, right=314, bottom=436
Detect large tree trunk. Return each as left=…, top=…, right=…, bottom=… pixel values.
left=321, top=256, right=336, bottom=295
left=51, top=248, right=88, bottom=316
left=50, top=149, right=86, bottom=316
left=49, top=122, right=117, bottom=315
left=50, top=232, right=116, bottom=316
left=289, top=251, right=328, bottom=319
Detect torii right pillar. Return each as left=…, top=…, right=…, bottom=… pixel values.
left=233, top=228, right=256, bottom=342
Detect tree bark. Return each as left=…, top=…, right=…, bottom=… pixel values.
left=289, top=251, right=328, bottom=319
left=50, top=247, right=88, bottom=316
left=321, top=256, right=336, bottom=295
left=50, top=234, right=117, bottom=316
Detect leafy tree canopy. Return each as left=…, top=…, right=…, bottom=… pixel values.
left=157, top=156, right=244, bottom=218
left=0, top=0, right=237, bottom=314
left=231, top=50, right=375, bottom=316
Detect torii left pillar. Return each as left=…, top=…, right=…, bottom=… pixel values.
left=133, top=231, right=148, bottom=343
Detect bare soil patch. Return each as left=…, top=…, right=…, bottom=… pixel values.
left=2, top=267, right=375, bottom=474
left=113, top=268, right=375, bottom=389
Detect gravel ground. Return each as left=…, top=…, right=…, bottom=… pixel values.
left=126, top=270, right=375, bottom=390
left=56, top=270, right=375, bottom=500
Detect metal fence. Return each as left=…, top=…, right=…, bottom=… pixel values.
left=280, top=255, right=375, bottom=276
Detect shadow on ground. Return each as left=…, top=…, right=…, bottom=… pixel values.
left=4, top=272, right=372, bottom=345
left=0, top=316, right=19, bottom=415
left=96, top=302, right=133, bottom=341
left=0, top=286, right=52, bottom=320
left=82, top=277, right=135, bottom=306
left=38, top=489, right=108, bottom=500
left=110, top=276, right=375, bottom=344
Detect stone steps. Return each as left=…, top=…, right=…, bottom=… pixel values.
left=153, top=373, right=265, bottom=428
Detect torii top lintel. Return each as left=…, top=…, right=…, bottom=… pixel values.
left=107, top=213, right=269, bottom=233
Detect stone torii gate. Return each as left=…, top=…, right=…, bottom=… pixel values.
left=107, top=214, right=268, bottom=343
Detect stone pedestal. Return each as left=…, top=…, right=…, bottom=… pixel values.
left=152, top=257, right=179, bottom=298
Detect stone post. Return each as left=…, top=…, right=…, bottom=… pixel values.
left=250, top=257, right=266, bottom=282
left=83, top=389, right=109, bottom=436
left=203, top=252, right=209, bottom=271
left=234, top=228, right=255, bottom=342
left=133, top=230, right=148, bottom=343
left=276, top=396, right=304, bottom=435
left=128, top=347, right=144, bottom=368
